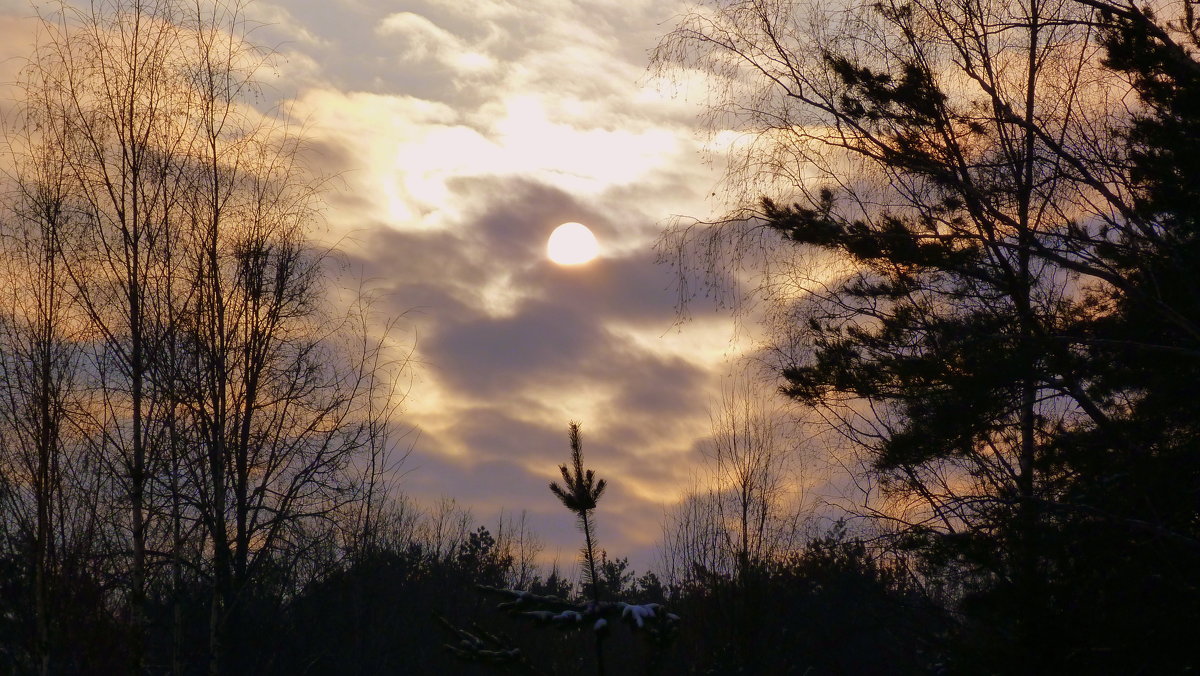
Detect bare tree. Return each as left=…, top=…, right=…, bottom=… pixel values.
left=708, top=374, right=800, bottom=578
left=20, top=1, right=201, bottom=666
left=11, top=2, right=409, bottom=672
left=0, top=90, right=98, bottom=676
left=155, top=4, right=409, bottom=671
left=497, top=509, right=544, bottom=591
left=658, top=371, right=804, bottom=670
left=661, top=372, right=803, bottom=583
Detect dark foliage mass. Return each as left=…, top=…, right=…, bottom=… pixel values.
left=760, top=5, right=1200, bottom=671
left=0, top=506, right=937, bottom=674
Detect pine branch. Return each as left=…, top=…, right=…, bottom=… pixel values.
left=435, top=613, right=546, bottom=674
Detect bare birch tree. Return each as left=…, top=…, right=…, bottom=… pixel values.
left=10, top=2, right=408, bottom=672
left=22, top=2, right=199, bottom=667
left=0, top=88, right=101, bottom=676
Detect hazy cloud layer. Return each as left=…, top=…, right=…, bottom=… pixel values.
left=0, top=0, right=751, bottom=573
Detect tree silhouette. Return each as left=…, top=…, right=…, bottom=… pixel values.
left=442, top=423, right=678, bottom=676
left=2, top=1, right=406, bottom=672
left=548, top=422, right=607, bottom=606
left=654, top=0, right=1200, bottom=669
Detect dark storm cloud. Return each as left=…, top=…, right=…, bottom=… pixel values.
left=443, top=176, right=713, bottom=325
left=422, top=296, right=712, bottom=512
left=427, top=298, right=611, bottom=395
left=336, top=169, right=718, bottom=473
left=611, top=350, right=708, bottom=421
left=355, top=227, right=485, bottom=288
left=345, top=177, right=598, bottom=270
left=445, top=176, right=607, bottom=263
left=407, top=452, right=552, bottom=507
left=454, top=406, right=567, bottom=465
left=329, top=168, right=719, bottom=529
left=329, top=228, right=479, bottom=333
left=423, top=283, right=708, bottom=412
left=345, top=174, right=699, bottom=326
left=517, top=249, right=690, bottom=324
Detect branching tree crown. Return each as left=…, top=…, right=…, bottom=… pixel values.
left=654, top=0, right=1200, bottom=670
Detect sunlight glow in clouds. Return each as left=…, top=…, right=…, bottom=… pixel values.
left=299, top=89, right=689, bottom=238
left=152, top=0, right=749, bottom=570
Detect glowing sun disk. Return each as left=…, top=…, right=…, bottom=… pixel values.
left=547, top=222, right=599, bottom=265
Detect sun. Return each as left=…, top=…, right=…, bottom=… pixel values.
left=547, top=222, right=599, bottom=265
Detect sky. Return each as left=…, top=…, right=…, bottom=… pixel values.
left=0, top=0, right=773, bottom=574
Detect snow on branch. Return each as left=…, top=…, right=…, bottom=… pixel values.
left=478, top=586, right=682, bottom=638
left=435, top=614, right=544, bottom=674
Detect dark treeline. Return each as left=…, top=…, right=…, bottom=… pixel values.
left=3, top=0, right=1200, bottom=674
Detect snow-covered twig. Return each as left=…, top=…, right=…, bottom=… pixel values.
left=435, top=613, right=546, bottom=674
left=477, top=586, right=682, bottom=639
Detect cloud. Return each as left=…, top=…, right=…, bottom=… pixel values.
left=429, top=299, right=606, bottom=394
left=376, top=12, right=497, bottom=74
left=327, top=156, right=746, bottom=570
left=0, top=12, right=37, bottom=140
left=0, top=0, right=757, bottom=575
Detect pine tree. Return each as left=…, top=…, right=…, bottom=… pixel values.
left=548, top=422, right=607, bottom=608
left=654, top=0, right=1200, bottom=669
left=441, top=423, right=678, bottom=675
